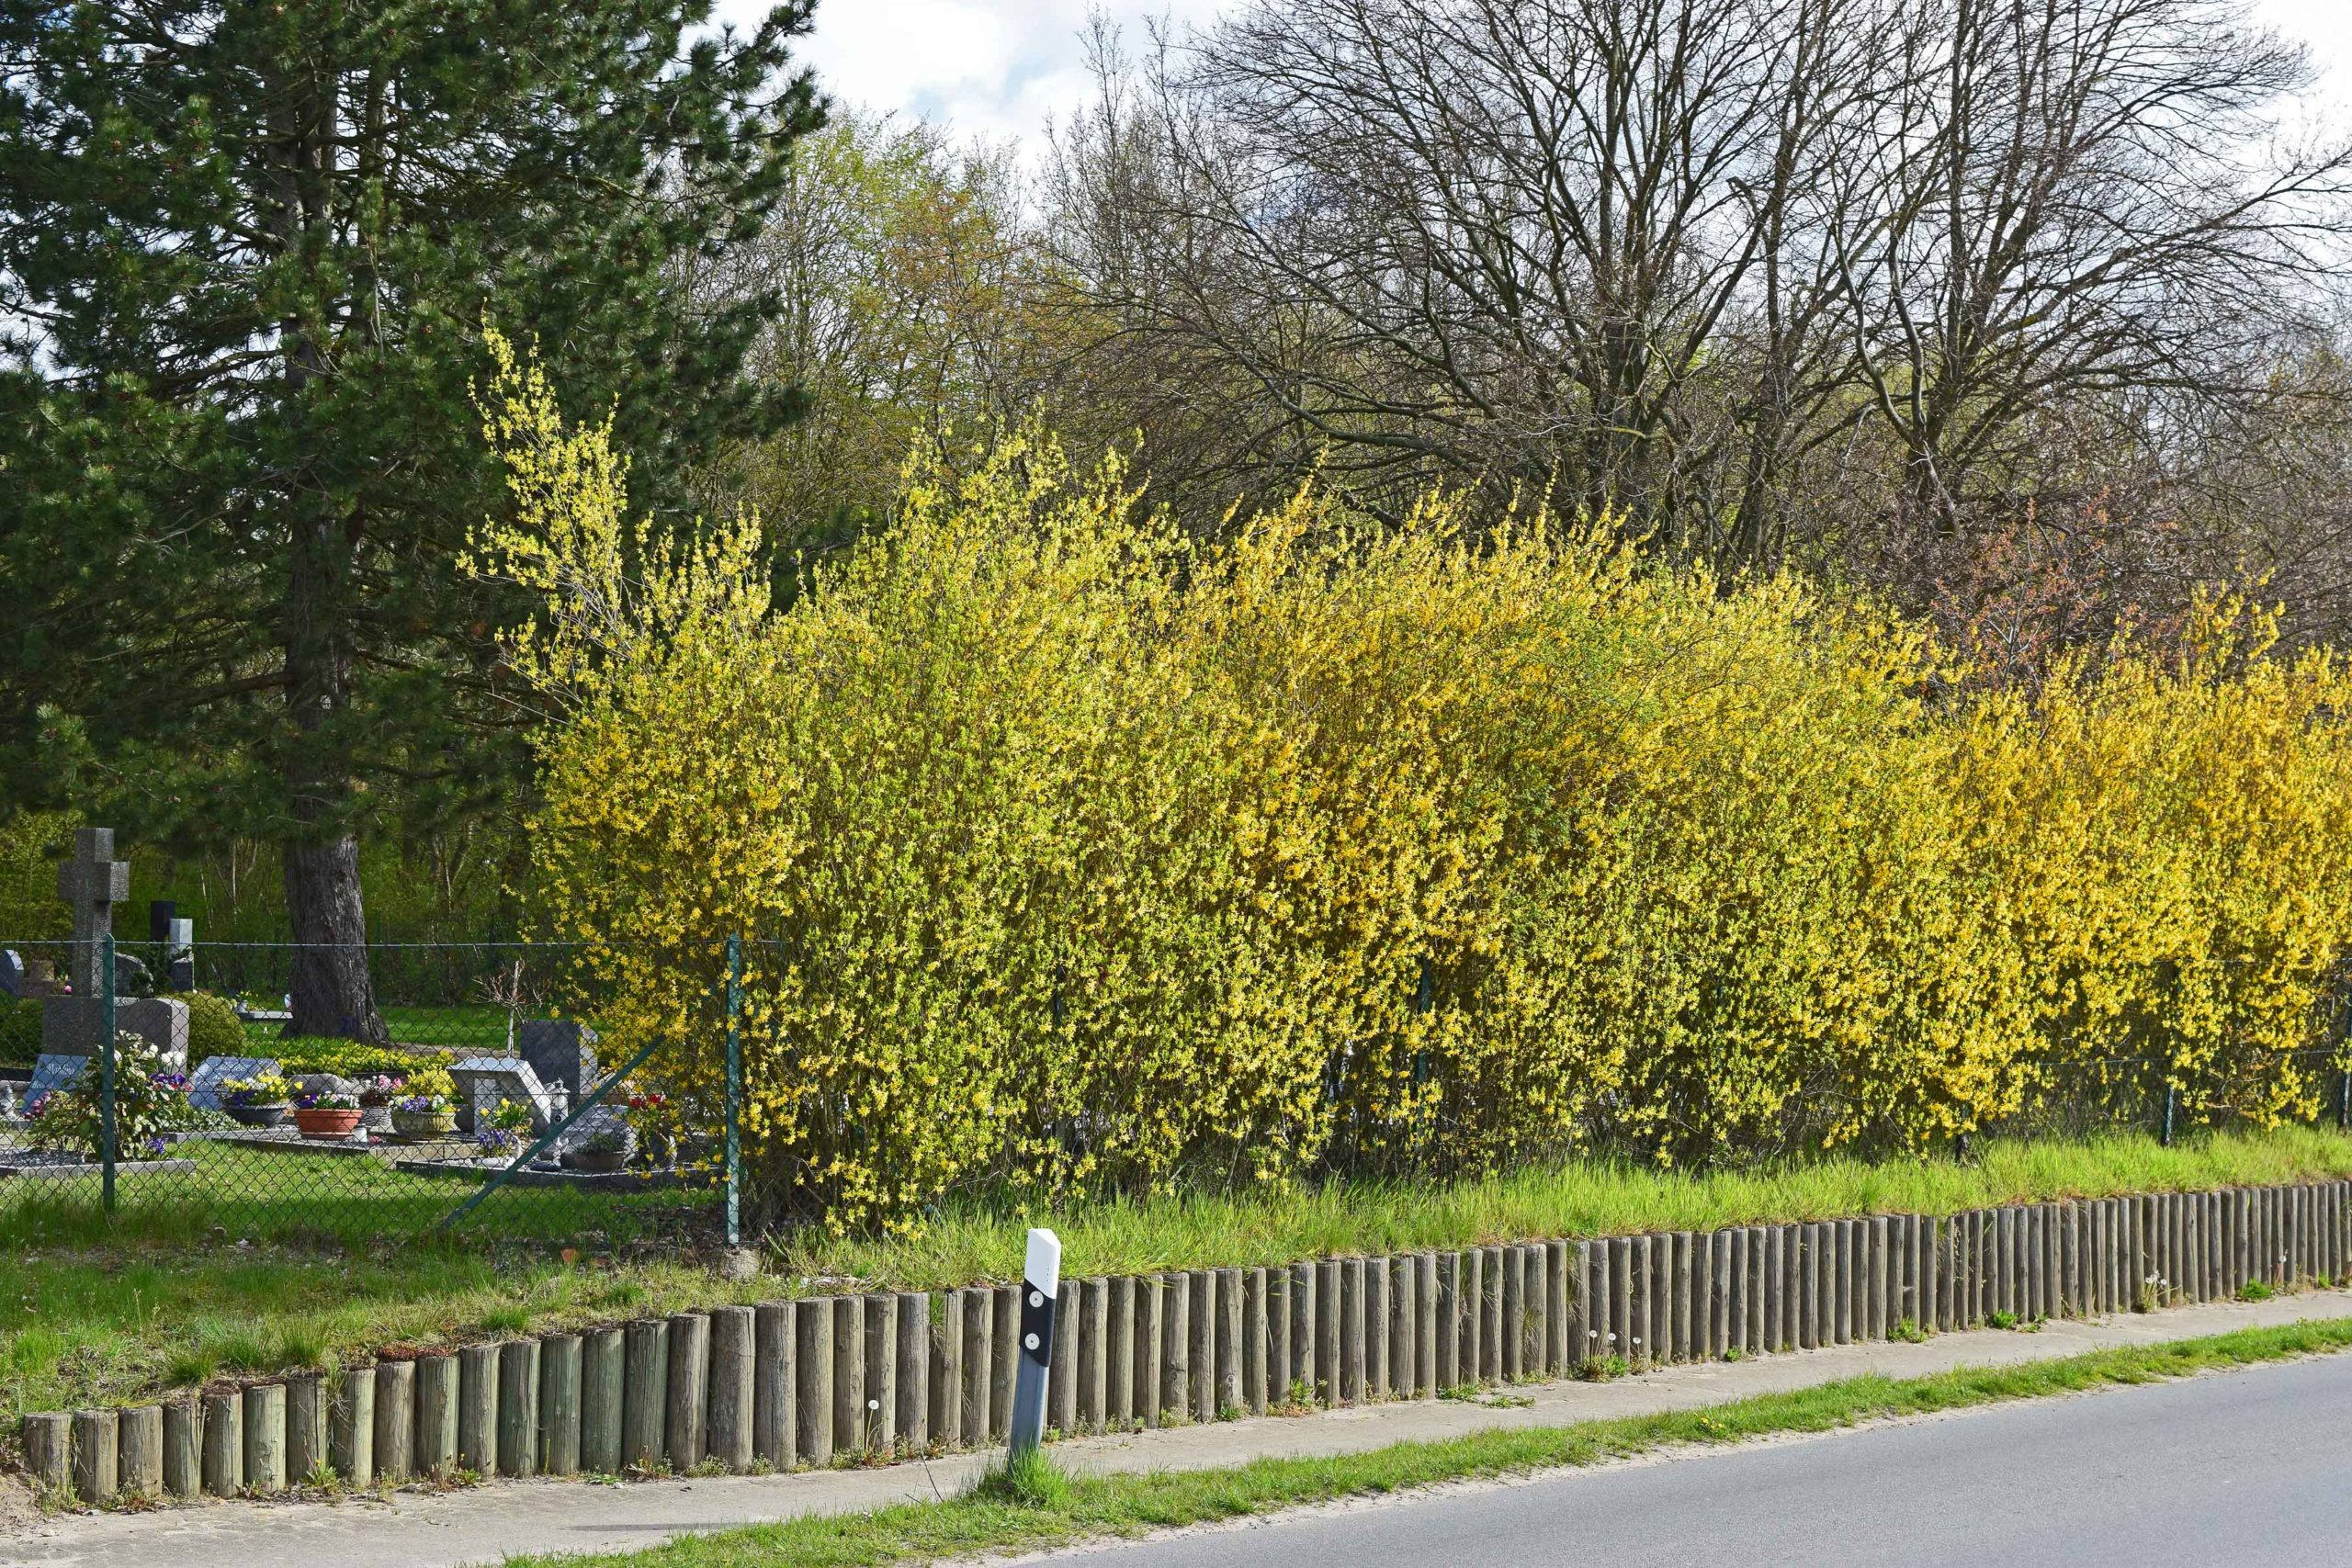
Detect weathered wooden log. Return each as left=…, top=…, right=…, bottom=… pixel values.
left=540, top=1333, right=584, bottom=1477
left=580, top=1329, right=626, bottom=1475
left=706, top=1308, right=754, bottom=1473
left=242, top=1383, right=286, bottom=1495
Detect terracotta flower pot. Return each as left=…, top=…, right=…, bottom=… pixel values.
left=294, top=1107, right=364, bottom=1139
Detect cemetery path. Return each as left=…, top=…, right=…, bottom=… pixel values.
left=11, top=1286, right=2352, bottom=1568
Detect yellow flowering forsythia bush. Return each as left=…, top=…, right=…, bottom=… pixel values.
left=470, top=337, right=2352, bottom=1234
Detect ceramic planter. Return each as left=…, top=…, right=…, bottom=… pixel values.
left=390, top=1110, right=457, bottom=1141
left=293, top=1107, right=364, bottom=1138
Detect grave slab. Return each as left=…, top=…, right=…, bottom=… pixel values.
left=187, top=1055, right=281, bottom=1112
left=28, top=1052, right=88, bottom=1107
left=448, top=1057, right=556, bottom=1131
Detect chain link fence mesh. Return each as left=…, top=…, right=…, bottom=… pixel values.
left=0, top=937, right=739, bottom=1249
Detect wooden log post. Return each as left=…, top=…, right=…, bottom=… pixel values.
left=1388, top=1255, right=1415, bottom=1398
left=797, top=1296, right=837, bottom=1465
left=1049, top=1279, right=1080, bottom=1438
left=415, top=1354, right=460, bottom=1476
left=928, top=1292, right=962, bottom=1450
left=1084, top=1276, right=1114, bottom=1427
left=1315, top=1260, right=1341, bottom=1405
left=243, top=1383, right=286, bottom=1495
left=1217, top=1268, right=1244, bottom=1416
left=541, top=1333, right=584, bottom=1477
left=581, top=1328, right=626, bottom=1475
left=73, top=1408, right=119, bottom=1504
left=862, top=1294, right=897, bottom=1454
left=700, top=1310, right=752, bottom=1473
left=498, top=1337, right=541, bottom=1479
left=117, top=1404, right=162, bottom=1498
left=1135, top=1276, right=1166, bottom=1428
left=1109, top=1276, right=1137, bottom=1426
left=753, top=1303, right=796, bottom=1469
left=621, top=1320, right=667, bottom=1472
left=162, top=1400, right=200, bottom=1499
left=327, top=1368, right=370, bottom=1489
left=460, top=1341, right=503, bottom=1474
left=958, top=1288, right=989, bottom=1446
left=1521, top=1244, right=1547, bottom=1376
left=831, top=1298, right=865, bottom=1456
left=284, top=1375, right=327, bottom=1484
left=896, top=1292, right=930, bottom=1450
left=1162, top=1272, right=1193, bottom=1421
left=1339, top=1258, right=1367, bottom=1403
left=1190, top=1270, right=1218, bottom=1421
left=1289, top=1262, right=1316, bottom=1406
left=373, top=1359, right=415, bottom=1483
left=665, top=1313, right=708, bottom=1472
left=991, top=1285, right=1021, bottom=1440
left=21, top=1413, right=70, bottom=1499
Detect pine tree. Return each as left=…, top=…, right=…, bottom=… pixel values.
left=0, top=2, right=822, bottom=1039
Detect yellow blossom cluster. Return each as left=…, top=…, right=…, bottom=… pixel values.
left=471, top=335, right=2352, bottom=1234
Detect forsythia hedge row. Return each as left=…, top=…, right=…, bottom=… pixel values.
left=471, top=337, right=2352, bottom=1233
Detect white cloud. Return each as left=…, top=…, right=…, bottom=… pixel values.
left=731, top=0, right=1230, bottom=143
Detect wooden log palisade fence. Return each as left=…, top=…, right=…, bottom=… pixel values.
left=20, top=1179, right=2352, bottom=1505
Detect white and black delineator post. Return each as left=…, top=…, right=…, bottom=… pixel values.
left=1007, top=1227, right=1063, bottom=1460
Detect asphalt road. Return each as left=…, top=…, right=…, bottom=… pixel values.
left=1041, top=1352, right=2352, bottom=1568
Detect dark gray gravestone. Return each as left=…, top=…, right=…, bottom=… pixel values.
left=113, top=951, right=154, bottom=997
left=515, top=1020, right=598, bottom=1096
left=27, top=1054, right=88, bottom=1107
left=187, top=1055, right=279, bottom=1112
left=0, top=950, right=23, bottom=1000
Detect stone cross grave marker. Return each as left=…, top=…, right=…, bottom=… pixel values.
left=56, top=828, right=128, bottom=997
left=38, top=827, right=189, bottom=1065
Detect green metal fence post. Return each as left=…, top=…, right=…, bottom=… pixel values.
left=99, top=932, right=118, bottom=1215
left=725, top=933, right=742, bottom=1249
left=2161, top=1082, right=2177, bottom=1148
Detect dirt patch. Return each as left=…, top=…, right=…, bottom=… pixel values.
left=0, top=1471, right=44, bottom=1536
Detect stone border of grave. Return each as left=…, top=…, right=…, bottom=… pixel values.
left=16, top=1175, right=2352, bottom=1506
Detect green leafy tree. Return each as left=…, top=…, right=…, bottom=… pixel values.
left=0, top=1, right=824, bottom=1039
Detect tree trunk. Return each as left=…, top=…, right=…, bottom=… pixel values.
left=282, top=828, right=387, bottom=1045
left=278, top=474, right=386, bottom=1045
left=273, top=69, right=387, bottom=1047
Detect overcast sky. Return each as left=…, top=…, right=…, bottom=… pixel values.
left=762, top=0, right=2352, bottom=146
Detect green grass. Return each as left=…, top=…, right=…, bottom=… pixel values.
left=236, top=1004, right=514, bottom=1054
left=782, top=1123, right=2352, bottom=1292
left=8, top=1123, right=2352, bottom=1441
left=501, top=1316, right=2352, bottom=1568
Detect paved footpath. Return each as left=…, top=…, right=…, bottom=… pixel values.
left=12, top=1288, right=2352, bottom=1568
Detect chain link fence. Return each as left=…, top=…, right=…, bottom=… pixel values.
left=0, top=936, right=743, bottom=1250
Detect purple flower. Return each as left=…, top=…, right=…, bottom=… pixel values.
left=145, top=1135, right=167, bottom=1156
